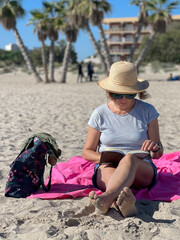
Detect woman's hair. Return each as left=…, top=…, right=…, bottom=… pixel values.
left=107, top=92, right=114, bottom=100
left=107, top=91, right=151, bottom=100
left=138, top=91, right=151, bottom=100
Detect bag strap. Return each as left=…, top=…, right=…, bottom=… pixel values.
left=42, top=166, right=53, bottom=192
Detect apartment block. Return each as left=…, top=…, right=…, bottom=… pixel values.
left=103, top=15, right=180, bottom=62
left=5, top=43, right=19, bottom=51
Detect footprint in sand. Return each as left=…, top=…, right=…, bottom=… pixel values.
left=170, top=208, right=180, bottom=217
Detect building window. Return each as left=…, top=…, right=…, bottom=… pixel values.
left=111, top=24, right=120, bottom=31
left=125, top=34, right=134, bottom=42
left=124, top=23, right=134, bottom=31
left=142, top=25, right=152, bottom=31
left=111, top=35, right=121, bottom=42
left=112, top=55, right=121, bottom=62
left=111, top=46, right=120, bottom=52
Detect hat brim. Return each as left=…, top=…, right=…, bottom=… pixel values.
left=97, top=77, right=149, bottom=94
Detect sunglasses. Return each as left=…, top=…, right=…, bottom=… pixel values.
left=112, top=93, right=137, bottom=99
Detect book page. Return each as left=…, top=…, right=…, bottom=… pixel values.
left=105, top=147, right=125, bottom=155
left=104, top=148, right=149, bottom=159
left=128, top=150, right=149, bottom=159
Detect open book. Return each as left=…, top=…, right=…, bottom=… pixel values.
left=100, top=148, right=149, bottom=165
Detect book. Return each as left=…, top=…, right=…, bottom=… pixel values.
left=100, top=148, right=149, bottom=165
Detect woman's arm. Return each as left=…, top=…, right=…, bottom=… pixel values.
left=82, top=126, right=101, bottom=163
left=141, top=118, right=163, bottom=159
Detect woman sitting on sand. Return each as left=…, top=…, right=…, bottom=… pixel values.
left=82, top=61, right=163, bottom=217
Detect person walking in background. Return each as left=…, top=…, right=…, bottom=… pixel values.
left=77, top=61, right=84, bottom=83
left=87, top=61, right=94, bottom=81
left=83, top=61, right=163, bottom=217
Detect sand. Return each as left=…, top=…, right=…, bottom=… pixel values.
left=0, top=66, right=180, bottom=240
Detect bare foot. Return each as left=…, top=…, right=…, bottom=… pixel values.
left=116, top=187, right=138, bottom=217
left=89, top=191, right=110, bottom=215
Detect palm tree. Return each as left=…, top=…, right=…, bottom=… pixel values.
left=47, top=23, right=59, bottom=82
left=0, top=0, right=42, bottom=83
left=79, top=0, right=112, bottom=70
left=60, top=22, right=78, bottom=83
left=27, top=10, right=49, bottom=83
left=135, top=0, right=179, bottom=69
left=54, top=0, right=78, bottom=83
left=42, top=1, right=60, bottom=82
left=69, top=0, right=108, bottom=73
left=129, top=0, right=149, bottom=62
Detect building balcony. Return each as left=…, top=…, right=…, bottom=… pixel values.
left=105, top=28, right=123, bottom=32
left=110, top=49, right=139, bottom=55
left=105, top=29, right=136, bottom=34
left=105, top=28, right=152, bottom=35
left=107, top=40, right=141, bottom=45
left=108, top=41, right=132, bottom=44
left=110, top=50, right=130, bottom=55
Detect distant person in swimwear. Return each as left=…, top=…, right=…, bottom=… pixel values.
left=167, top=73, right=180, bottom=81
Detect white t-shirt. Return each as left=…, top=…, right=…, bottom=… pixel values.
left=88, top=99, right=159, bottom=154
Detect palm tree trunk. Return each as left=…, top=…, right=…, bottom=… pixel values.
left=41, top=40, right=49, bottom=83
left=49, top=39, right=55, bottom=82
left=13, top=27, right=43, bottom=83
left=135, top=31, right=156, bottom=70
left=60, top=41, right=71, bottom=83
left=98, top=22, right=112, bottom=71
left=129, top=22, right=143, bottom=62
left=86, top=22, right=108, bottom=74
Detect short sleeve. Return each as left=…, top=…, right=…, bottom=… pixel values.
left=88, top=109, right=101, bottom=131
left=147, top=104, right=159, bottom=124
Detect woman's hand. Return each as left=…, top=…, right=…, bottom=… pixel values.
left=146, top=118, right=163, bottom=159
left=141, top=140, right=161, bottom=152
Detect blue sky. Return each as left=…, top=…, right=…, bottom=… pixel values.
left=0, top=0, right=180, bottom=61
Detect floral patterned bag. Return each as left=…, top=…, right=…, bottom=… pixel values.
left=5, top=137, right=53, bottom=198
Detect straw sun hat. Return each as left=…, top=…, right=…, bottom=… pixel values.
left=97, top=61, right=149, bottom=94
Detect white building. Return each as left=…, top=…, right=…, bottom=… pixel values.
left=83, top=56, right=101, bottom=64
left=5, top=43, right=19, bottom=51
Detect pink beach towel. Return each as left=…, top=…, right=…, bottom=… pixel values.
left=28, top=152, right=180, bottom=201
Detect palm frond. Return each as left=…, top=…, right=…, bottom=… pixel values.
left=8, top=1, right=25, bottom=18
left=0, top=5, right=16, bottom=29
left=130, top=0, right=142, bottom=6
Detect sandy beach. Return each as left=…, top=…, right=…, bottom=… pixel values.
left=1, top=66, right=180, bottom=240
